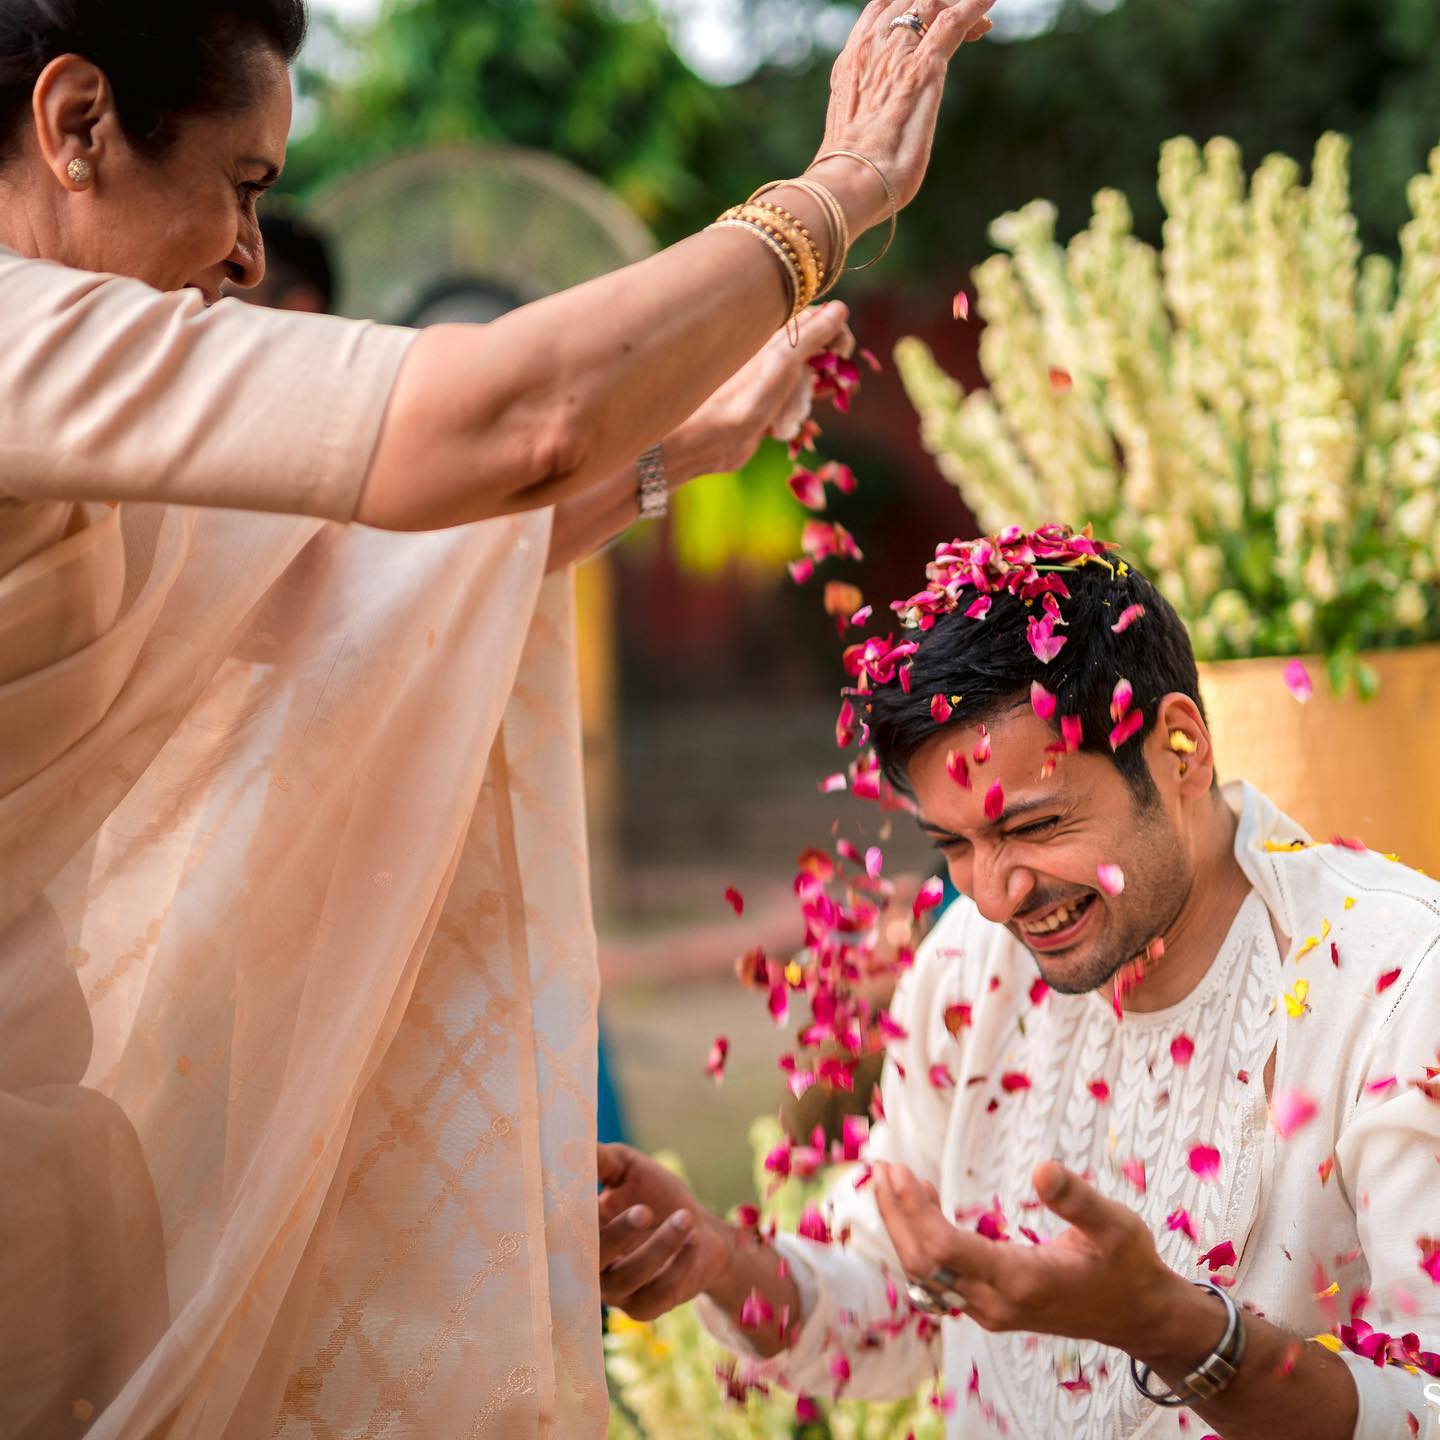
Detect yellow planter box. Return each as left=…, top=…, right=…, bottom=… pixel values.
left=1199, top=645, right=1440, bottom=874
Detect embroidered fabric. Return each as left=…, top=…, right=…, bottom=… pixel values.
left=954, top=892, right=1279, bottom=1438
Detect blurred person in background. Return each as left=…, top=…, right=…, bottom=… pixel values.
left=0, top=0, right=997, bottom=1435
left=238, top=208, right=332, bottom=312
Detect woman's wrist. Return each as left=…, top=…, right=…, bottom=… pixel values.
left=803, top=153, right=893, bottom=237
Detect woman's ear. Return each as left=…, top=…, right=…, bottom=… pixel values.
left=31, top=54, right=116, bottom=191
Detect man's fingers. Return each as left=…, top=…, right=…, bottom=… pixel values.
left=875, top=1162, right=1002, bottom=1287
left=597, top=1142, right=633, bottom=1188
left=611, top=1234, right=710, bottom=1322
left=1034, top=1161, right=1122, bottom=1240
left=601, top=1210, right=696, bottom=1301
left=926, top=0, right=998, bottom=60
left=599, top=1204, right=655, bottom=1267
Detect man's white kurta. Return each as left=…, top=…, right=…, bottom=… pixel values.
left=703, top=783, right=1440, bottom=1439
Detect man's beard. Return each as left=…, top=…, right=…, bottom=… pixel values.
left=1030, top=808, right=1191, bottom=996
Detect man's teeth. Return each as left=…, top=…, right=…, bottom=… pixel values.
left=1024, top=897, right=1088, bottom=935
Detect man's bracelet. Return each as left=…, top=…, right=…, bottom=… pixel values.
left=637, top=444, right=668, bottom=521
left=1130, top=1281, right=1247, bottom=1408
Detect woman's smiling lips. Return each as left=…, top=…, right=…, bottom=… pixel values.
left=1015, top=892, right=1098, bottom=952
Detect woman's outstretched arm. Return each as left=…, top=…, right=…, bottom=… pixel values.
left=355, top=0, right=994, bottom=532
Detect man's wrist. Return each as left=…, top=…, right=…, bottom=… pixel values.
left=1124, top=1269, right=1231, bottom=1372
left=698, top=1211, right=754, bottom=1313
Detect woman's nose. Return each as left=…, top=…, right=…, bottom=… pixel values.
left=226, top=228, right=265, bottom=291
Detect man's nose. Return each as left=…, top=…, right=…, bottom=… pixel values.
left=969, top=848, right=1035, bottom=927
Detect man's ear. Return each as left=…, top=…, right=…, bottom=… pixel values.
left=1153, top=693, right=1215, bottom=798
left=31, top=54, right=120, bottom=190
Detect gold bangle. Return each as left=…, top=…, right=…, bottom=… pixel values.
left=721, top=203, right=822, bottom=312
left=707, top=218, right=802, bottom=319
left=808, top=149, right=897, bottom=272
left=750, top=179, right=849, bottom=293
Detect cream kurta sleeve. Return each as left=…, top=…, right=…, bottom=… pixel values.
left=0, top=245, right=415, bottom=519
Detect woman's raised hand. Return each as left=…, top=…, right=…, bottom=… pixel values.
left=817, top=0, right=998, bottom=214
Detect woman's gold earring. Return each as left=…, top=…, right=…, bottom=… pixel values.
left=66, top=158, right=93, bottom=187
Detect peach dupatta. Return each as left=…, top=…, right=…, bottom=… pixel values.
left=0, top=502, right=607, bottom=1438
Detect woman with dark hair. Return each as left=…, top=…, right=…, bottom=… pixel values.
left=0, top=2, right=996, bottom=1435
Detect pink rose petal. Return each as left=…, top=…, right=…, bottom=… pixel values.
left=788, top=467, right=827, bottom=511
left=788, top=557, right=815, bottom=585
left=1271, top=1088, right=1319, bottom=1139
left=984, top=781, right=1005, bottom=823
left=953, top=291, right=971, bottom=322
left=1109, top=710, right=1144, bottom=750
left=1121, top=1158, right=1147, bottom=1194
left=932, top=693, right=953, bottom=724
left=1001, top=1071, right=1032, bottom=1093
left=1419, top=1238, right=1440, bottom=1285
left=1376, top=967, right=1402, bottom=994
left=946, top=750, right=971, bottom=789
left=1087, top=1079, right=1110, bottom=1102
left=966, top=595, right=993, bottom=621
left=706, top=1035, right=729, bottom=1083
left=1188, top=1144, right=1222, bottom=1182
left=1060, top=714, right=1083, bottom=752
left=1111, top=604, right=1146, bottom=634
left=1110, top=677, right=1133, bottom=723
left=1031, top=682, right=1057, bottom=721
left=724, top=886, right=745, bottom=916
left=1170, top=1033, right=1194, bottom=1067
left=1284, top=659, right=1314, bottom=704
left=1049, top=366, right=1073, bottom=394
left=1167, top=1208, right=1197, bottom=1241
left=1027, top=615, right=1068, bottom=664
left=1096, top=863, right=1126, bottom=897
left=1198, top=1239, right=1237, bottom=1271
left=913, top=876, right=945, bottom=920
left=864, top=846, right=884, bottom=880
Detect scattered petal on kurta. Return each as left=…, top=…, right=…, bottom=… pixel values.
left=929, top=1063, right=956, bottom=1090
left=1087, top=1079, right=1110, bottom=1102
left=1170, top=1034, right=1195, bottom=1067
left=1271, top=1088, right=1319, bottom=1139
left=1188, top=1145, right=1222, bottom=1182
left=1377, top=967, right=1403, bottom=994
left=1419, top=1238, right=1440, bottom=1285
left=1096, top=864, right=1126, bottom=897
left=1001, top=1071, right=1032, bottom=1093
left=1283, top=978, right=1311, bottom=1018
left=944, top=1002, right=974, bottom=1036
left=1120, top=1159, right=1146, bottom=1194
left=1166, top=1209, right=1197, bottom=1242
left=1198, top=1239, right=1237, bottom=1271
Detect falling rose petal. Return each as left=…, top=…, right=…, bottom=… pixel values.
left=1096, top=863, right=1126, bottom=897
left=858, top=347, right=882, bottom=374
left=984, top=781, right=1005, bottom=822
left=850, top=604, right=872, bottom=626
left=824, top=581, right=864, bottom=618
left=865, top=846, right=884, bottom=880
left=797, top=1204, right=831, bottom=1244
left=1031, top=682, right=1057, bottom=721
left=1271, top=1088, right=1320, bottom=1139
left=1418, top=1238, right=1440, bottom=1285
left=905, top=871, right=945, bottom=917
left=1121, top=1159, right=1147, bottom=1194
left=945, top=1002, right=973, bottom=1035
left=1001, top=1071, right=1032, bottom=1093
left=819, top=772, right=847, bottom=794
left=1318, top=1156, right=1335, bottom=1186
left=1060, top=714, right=1083, bottom=752
left=788, top=467, right=828, bottom=511
left=1111, top=604, right=1146, bottom=634
left=819, top=460, right=859, bottom=495
left=966, top=594, right=993, bottom=621
left=1049, top=366, right=1074, bottom=394
left=706, top=1035, right=729, bottom=1082
left=1088, top=1079, right=1111, bottom=1102
left=1110, top=677, right=1134, bottom=723
left=1029, top=977, right=1050, bottom=1006
left=1170, top=1033, right=1195, bottom=1067
left=1283, top=659, right=1315, bottom=704
left=1198, top=1240, right=1237, bottom=1271
left=829, top=1351, right=850, bottom=1386
left=1167, top=1208, right=1197, bottom=1242
left=1376, top=967, right=1402, bottom=994
left=932, top=693, right=953, bottom=724
left=1365, top=1075, right=1397, bottom=1095
left=952, top=290, right=971, bottom=321
left=788, top=557, right=815, bottom=585
left=946, top=749, right=971, bottom=790
left=795, top=1396, right=821, bottom=1424
left=1188, top=1145, right=1222, bottom=1182
left=734, top=1203, right=761, bottom=1228
left=1109, top=709, right=1145, bottom=750
left=972, top=725, right=992, bottom=765
left=724, top=886, right=744, bottom=916
left=739, top=1286, right=774, bottom=1328
left=929, top=1063, right=956, bottom=1090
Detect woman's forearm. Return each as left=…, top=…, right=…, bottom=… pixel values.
left=354, top=165, right=877, bottom=533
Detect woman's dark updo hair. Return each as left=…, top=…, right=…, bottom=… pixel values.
left=0, top=1, right=307, bottom=160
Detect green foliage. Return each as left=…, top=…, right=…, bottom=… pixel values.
left=897, top=134, right=1440, bottom=670
left=605, top=1121, right=945, bottom=1440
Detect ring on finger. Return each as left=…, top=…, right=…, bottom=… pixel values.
left=905, top=1265, right=967, bottom=1315
left=888, top=11, right=928, bottom=39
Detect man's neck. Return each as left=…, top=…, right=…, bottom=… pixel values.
left=1111, top=797, right=1252, bottom=1014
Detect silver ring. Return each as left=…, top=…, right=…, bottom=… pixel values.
left=888, top=13, right=928, bottom=39
left=904, top=1268, right=966, bottom=1316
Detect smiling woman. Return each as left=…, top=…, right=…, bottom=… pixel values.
left=0, top=1, right=1000, bottom=1437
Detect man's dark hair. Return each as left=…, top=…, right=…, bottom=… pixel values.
left=0, top=0, right=307, bottom=159
left=868, top=557, right=1205, bottom=803
left=260, top=211, right=333, bottom=310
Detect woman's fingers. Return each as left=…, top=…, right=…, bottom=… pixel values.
left=792, top=301, right=851, bottom=357
left=601, top=1210, right=697, bottom=1301
left=925, top=0, right=998, bottom=60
